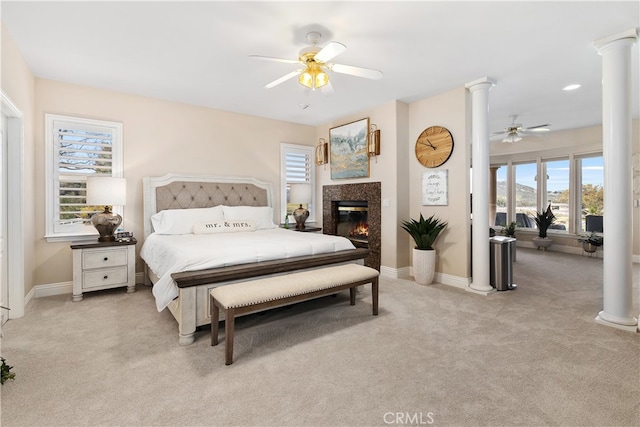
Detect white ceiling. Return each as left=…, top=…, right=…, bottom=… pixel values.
left=2, top=1, right=639, bottom=135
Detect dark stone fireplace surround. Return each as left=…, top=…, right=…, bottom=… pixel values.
left=322, top=182, right=381, bottom=270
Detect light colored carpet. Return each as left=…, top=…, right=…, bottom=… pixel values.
left=1, top=248, right=639, bottom=426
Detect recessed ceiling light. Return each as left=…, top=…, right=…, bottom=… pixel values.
left=562, top=84, right=581, bottom=91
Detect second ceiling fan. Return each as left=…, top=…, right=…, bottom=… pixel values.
left=250, top=31, right=383, bottom=93
left=492, top=115, right=550, bottom=143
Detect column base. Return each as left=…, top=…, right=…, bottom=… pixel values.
left=467, top=284, right=496, bottom=295
left=595, top=312, right=639, bottom=332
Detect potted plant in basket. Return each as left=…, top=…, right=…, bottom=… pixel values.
left=578, top=231, right=603, bottom=253
left=401, top=213, right=447, bottom=285
left=532, top=204, right=556, bottom=250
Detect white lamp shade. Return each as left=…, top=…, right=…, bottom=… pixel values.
left=86, top=176, right=127, bottom=206
left=289, top=183, right=312, bottom=204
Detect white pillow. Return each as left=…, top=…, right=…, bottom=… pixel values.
left=222, top=205, right=277, bottom=230
left=193, top=220, right=256, bottom=234
left=151, top=206, right=224, bottom=235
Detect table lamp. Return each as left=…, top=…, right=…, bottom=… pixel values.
left=86, top=176, right=126, bottom=242
left=289, top=183, right=312, bottom=230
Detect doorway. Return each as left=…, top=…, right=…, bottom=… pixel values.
left=1, top=92, right=25, bottom=322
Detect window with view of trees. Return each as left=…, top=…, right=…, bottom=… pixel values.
left=491, top=153, right=603, bottom=235
left=45, top=114, right=123, bottom=241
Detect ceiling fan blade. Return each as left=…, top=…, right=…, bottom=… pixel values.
left=329, top=63, right=383, bottom=80
left=264, top=70, right=301, bottom=89
left=526, top=124, right=551, bottom=132
left=314, top=41, right=346, bottom=63
left=249, top=55, right=299, bottom=65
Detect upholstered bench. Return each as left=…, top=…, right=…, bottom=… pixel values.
left=210, top=263, right=380, bottom=365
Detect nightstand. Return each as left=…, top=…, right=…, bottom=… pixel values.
left=70, top=239, right=137, bottom=301
left=280, top=225, right=322, bottom=233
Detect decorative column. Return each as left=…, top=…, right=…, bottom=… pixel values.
left=593, top=29, right=638, bottom=331
left=465, top=77, right=496, bottom=293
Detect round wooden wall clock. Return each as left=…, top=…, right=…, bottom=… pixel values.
left=415, top=126, right=454, bottom=168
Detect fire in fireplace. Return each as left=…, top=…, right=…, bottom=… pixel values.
left=336, top=201, right=368, bottom=246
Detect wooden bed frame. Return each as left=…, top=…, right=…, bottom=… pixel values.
left=142, top=173, right=369, bottom=345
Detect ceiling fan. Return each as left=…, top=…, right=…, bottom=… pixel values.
left=492, top=115, right=550, bottom=143
left=250, top=31, right=383, bottom=92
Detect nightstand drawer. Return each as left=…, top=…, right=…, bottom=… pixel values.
left=83, top=267, right=129, bottom=289
left=82, top=249, right=128, bottom=269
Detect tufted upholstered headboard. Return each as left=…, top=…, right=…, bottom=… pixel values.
left=142, top=174, right=274, bottom=238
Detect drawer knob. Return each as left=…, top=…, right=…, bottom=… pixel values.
left=103, top=275, right=108, bottom=280
left=103, top=257, right=108, bottom=261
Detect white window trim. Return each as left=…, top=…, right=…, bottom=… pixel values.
left=280, top=143, right=316, bottom=225
left=44, top=114, right=123, bottom=242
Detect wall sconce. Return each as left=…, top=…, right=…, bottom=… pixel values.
left=368, top=124, right=380, bottom=159
left=315, top=138, right=328, bottom=167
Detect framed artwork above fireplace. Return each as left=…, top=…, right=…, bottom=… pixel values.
left=329, top=118, right=370, bottom=180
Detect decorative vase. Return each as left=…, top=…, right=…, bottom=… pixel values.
left=532, top=237, right=553, bottom=251
left=412, top=248, right=436, bottom=285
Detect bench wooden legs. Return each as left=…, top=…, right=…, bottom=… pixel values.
left=210, top=293, right=237, bottom=365
left=224, top=308, right=235, bottom=365
left=372, top=277, right=379, bottom=315
left=211, top=279, right=379, bottom=365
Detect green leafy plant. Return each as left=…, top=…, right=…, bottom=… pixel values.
left=502, top=221, right=517, bottom=238
left=1, top=357, right=15, bottom=384
left=533, top=204, right=556, bottom=238
left=401, top=213, right=447, bottom=250
left=578, top=231, right=603, bottom=247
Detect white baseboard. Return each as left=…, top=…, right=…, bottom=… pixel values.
left=31, top=273, right=147, bottom=299
left=33, top=281, right=72, bottom=298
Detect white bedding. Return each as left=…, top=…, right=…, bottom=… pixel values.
left=141, top=228, right=356, bottom=311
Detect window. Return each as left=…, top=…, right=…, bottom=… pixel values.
left=514, top=162, right=537, bottom=227
left=543, top=158, right=569, bottom=232
left=491, top=152, right=603, bottom=236
left=577, top=155, right=604, bottom=232
left=280, top=143, right=315, bottom=224
left=494, top=165, right=508, bottom=226
left=45, top=114, right=123, bottom=242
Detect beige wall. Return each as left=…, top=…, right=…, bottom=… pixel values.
left=408, top=87, right=471, bottom=279
left=1, top=23, right=36, bottom=295
left=33, top=79, right=316, bottom=285
left=315, top=100, right=410, bottom=270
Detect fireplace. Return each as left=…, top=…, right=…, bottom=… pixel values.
left=336, top=201, right=369, bottom=247
left=323, top=182, right=381, bottom=270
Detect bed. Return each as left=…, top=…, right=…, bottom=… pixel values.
left=141, top=173, right=369, bottom=345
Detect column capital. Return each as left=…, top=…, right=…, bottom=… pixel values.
left=465, top=77, right=497, bottom=91
left=594, top=28, right=638, bottom=54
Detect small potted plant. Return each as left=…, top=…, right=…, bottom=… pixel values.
left=401, top=213, right=447, bottom=285
left=502, top=221, right=517, bottom=238
left=578, top=231, right=603, bottom=253
left=501, top=221, right=517, bottom=261
left=532, top=204, right=556, bottom=250
left=1, top=357, right=15, bottom=385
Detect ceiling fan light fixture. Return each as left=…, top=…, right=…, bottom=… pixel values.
left=502, top=134, right=522, bottom=143
left=298, top=63, right=329, bottom=90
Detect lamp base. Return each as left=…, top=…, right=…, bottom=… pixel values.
left=91, top=207, right=122, bottom=242
left=293, top=205, right=309, bottom=230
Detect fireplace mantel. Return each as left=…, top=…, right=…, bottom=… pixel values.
left=323, top=182, right=381, bottom=270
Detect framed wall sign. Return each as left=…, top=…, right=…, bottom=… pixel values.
left=422, top=170, right=448, bottom=206
left=330, top=117, right=370, bottom=179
